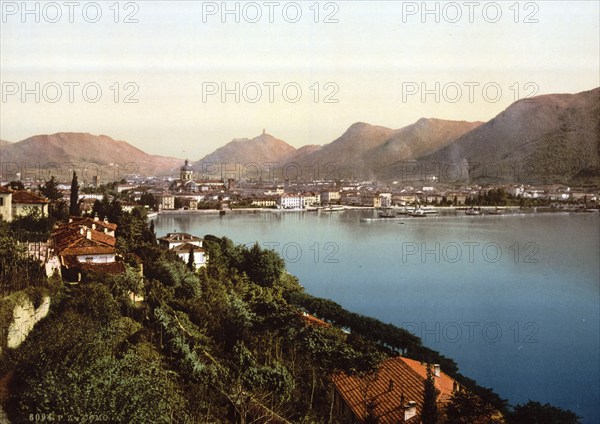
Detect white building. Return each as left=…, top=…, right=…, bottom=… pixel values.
left=277, top=194, right=305, bottom=209
left=157, top=232, right=208, bottom=269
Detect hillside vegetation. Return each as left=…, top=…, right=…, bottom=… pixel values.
left=0, top=209, right=580, bottom=423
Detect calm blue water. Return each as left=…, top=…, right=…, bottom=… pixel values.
left=154, top=210, right=600, bottom=423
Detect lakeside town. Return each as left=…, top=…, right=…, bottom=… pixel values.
left=1, top=160, right=598, bottom=223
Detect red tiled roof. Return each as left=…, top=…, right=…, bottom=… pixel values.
left=0, top=186, right=11, bottom=194
left=300, top=312, right=331, bottom=328
left=68, top=216, right=117, bottom=231
left=11, top=190, right=49, bottom=204
left=52, top=223, right=116, bottom=258
left=401, top=358, right=455, bottom=403
left=332, top=356, right=456, bottom=424
left=61, top=244, right=115, bottom=256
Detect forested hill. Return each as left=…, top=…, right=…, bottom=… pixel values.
left=0, top=209, right=580, bottom=423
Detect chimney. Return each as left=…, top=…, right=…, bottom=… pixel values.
left=434, top=364, right=441, bottom=378
left=80, top=226, right=85, bottom=235
left=103, top=217, right=108, bottom=224
left=104, top=228, right=108, bottom=234
left=92, top=223, right=96, bottom=230
left=452, top=381, right=459, bottom=393
left=403, top=401, right=417, bottom=421
left=94, top=214, right=99, bottom=221
left=69, top=217, right=73, bottom=223
left=86, top=229, right=92, bottom=240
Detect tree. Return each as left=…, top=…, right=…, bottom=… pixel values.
left=444, top=390, right=503, bottom=424
left=508, top=401, right=580, bottom=424
left=174, top=197, right=183, bottom=209
left=69, top=171, right=80, bottom=216
left=422, top=365, right=439, bottom=424
left=8, top=180, right=24, bottom=190
left=187, top=246, right=195, bottom=271
left=40, top=176, right=68, bottom=222
left=140, top=192, right=157, bottom=210
left=40, top=176, right=62, bottom=202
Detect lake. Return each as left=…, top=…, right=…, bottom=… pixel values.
left=154, top=209, right=600, bottom=423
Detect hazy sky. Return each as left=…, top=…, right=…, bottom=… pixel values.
left=1, top=1, right=599, bottom=159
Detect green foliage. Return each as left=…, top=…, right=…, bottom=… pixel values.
left=39, top=176, right=62, bottom=201
left=9, top=208, right=52, bottom=241
left=0, top=228, right=47, bottom=295
left=7, top=181, right=24, bottom=191
left=443, top=390, right=504, bottom=424
left=422, top=365, right=439, bottom=424
left=5, top=283, right=186, bottom=423
left=139, top=192, right=158, bottom=210
left=289, top=291, right=421, bottom=353
left=2, top=224, right=565, bottom=424
left=116, top=207, right=157, bottom=253
left=507, top=401, right=581, bottom=424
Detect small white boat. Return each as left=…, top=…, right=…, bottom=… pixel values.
left=407, top=206, right=438, bottom=217
left=408, top=209, right=427, bottom=217
left=322, top=205, right=344, bottom=212
left=418, top=206, right=439, bottom=215
left=465, top=207, right=482, bottom=215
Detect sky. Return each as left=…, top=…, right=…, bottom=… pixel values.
left=1, top=0, right=599, bottom=159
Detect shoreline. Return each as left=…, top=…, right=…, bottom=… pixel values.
left=152, top=205, right=598, bottom=217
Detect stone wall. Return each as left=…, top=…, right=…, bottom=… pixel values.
left=0, top=290, right=51, bottom=356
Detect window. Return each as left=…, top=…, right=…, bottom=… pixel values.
left=0, top=197, right=3, bottom=206
left=85, top=257, right=93, bottom=263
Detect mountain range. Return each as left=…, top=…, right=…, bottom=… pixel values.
left=1, top=87, right=598, bottom=184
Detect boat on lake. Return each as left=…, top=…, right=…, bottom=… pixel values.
left=322, top=205, right=344, bottom=212
left=406, top=206, right=439, bottom=217
left=418, top=206, right=439, bottom=215
left=408, top=209, right=428, bottom=217
left=465, top=207, right=483, bottom=215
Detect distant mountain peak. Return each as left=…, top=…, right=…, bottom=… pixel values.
left=1, top=132, right=183, bottom=178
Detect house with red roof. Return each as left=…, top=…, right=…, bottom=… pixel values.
left=11, top=190, right=49, bottom=218
left=51, top=217, right=124, bottom=281
left=0, top=188, right=50, bottom=222
left=332, top=356, right=461, bottom=423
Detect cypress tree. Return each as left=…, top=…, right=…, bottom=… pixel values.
left=422, top=364, right=439, bottom=424
left=69, top=171, right=80, bottom=216
left=187, top=246, right=195, bottom=271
